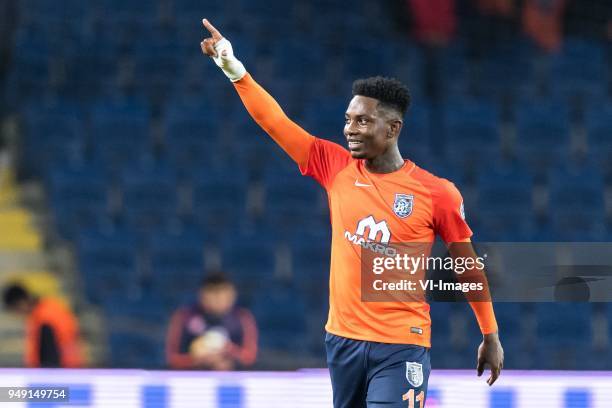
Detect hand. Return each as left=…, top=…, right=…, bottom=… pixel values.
left=200, top=18, right=223, bottom=58
left=477, top=332, right=504, bottom=386
left=194, top=352, right=234, bottom=371
left=200, top=18, right=246, bottom=82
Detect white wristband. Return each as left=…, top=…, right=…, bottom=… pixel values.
left=212, top=38, right=247, bottom=82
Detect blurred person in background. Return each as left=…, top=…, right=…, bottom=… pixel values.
left=166, top=273, right=257, bottom=370
left=523, top=0, right=566, bottom=52
left=404, top=0, right=458, bottom=101
left=2, top=283, right=84, bottom=368
left=466, top=0, right=518, bottom=57
left=406, top=0, right=457, bottom=47
left=564, top=0, right=612, bottom=41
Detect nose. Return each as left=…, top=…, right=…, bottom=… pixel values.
left=344, top=120, right=359, bottom=137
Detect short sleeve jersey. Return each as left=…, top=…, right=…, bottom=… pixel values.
left=300, top=138, right=472, bottom=347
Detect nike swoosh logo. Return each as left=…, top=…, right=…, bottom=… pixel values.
left=354, top=179, right=371, bottom=187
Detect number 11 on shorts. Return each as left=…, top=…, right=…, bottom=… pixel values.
left=402, top=389, right=425, bottom=408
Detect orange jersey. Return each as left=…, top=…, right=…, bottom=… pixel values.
left=26, top=298, right=84, bottom=368
left=300, top=139, right=471, bottom=346
left=233, top=74, right=497, bottom=346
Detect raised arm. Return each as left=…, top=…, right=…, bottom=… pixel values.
left=200, top=19, right=314, bottom=167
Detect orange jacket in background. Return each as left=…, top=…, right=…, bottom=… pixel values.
left=25, top=298, right=84, bottom=368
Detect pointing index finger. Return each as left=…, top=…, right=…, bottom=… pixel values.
left=202, top=18, right=223, bottom=41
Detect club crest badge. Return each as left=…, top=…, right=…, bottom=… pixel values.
left=406, top=362, right=424, bottom=387
left=393, top=194, right=414, bottom=218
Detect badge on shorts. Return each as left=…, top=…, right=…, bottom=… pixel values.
left=393, top=194, right=414, bottom=218
left=406, top=362, right=424, bottom=387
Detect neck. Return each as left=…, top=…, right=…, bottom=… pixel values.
left=365, top=146, right=404, bottom=174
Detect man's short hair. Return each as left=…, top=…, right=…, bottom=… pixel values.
left=200, top=272, right=233, bottom=290
left=3, top=283, right=29, bottom=309
left=352, top=76, right=411, bottom=116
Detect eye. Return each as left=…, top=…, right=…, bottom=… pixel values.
left=358, top=118, right=368, bottom=125
left=344, top=117, right=351, bottom=125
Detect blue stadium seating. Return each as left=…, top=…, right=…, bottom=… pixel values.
left=90, top=98, right=153, bottom=169
left=399, top=104, right=432, bottom=163
left=145, top=229, right=207, bottom=302
left=585, top=102, right=612, bottom=179
left=291, top=239, right=331, bottom=296
left=515, top=100, right=571, bottom=177
left=476, top=161, right=535, bottom=240
left=162, top=105, right=218, bottom=171
left=102, top=294, right=170, bottom=323
left=444, top=97, right=500, bottom=168
left=10, top=0, right=611, bottom=368
left=77, top=228, right=140, bottom=303
left=119, top=164, right=179, bottom=229
left=547, top=161, right=605, bottom=240
left=108, top=331, right=165, bottom=368
left=535, top=303, right=593, bottom=368
left=221, top=238, right=277, bottom=279
left=20, top=106, right=85, bottom=177
left=263, top=170, right=324, bottom=231
left=19, top=0, right=88, bottom=26
left=549, top=38, right=606, bottom=99
left=191, top=174, right=249, bottom=232
left=49, top=164, right=108, bottom=238
left=252, top=283, right=308, bottom=351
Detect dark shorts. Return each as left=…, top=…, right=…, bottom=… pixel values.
left=325, top=332, right=431, bottom=408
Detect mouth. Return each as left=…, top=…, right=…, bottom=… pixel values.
left=347, top=139, right=364, bottom=150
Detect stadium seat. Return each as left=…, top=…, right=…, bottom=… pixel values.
left=7, top=29, right=52, bottom=103
left=20, top=103, right=85, bottom=177
left=535, top=303, right=593, bottom=369
left=221, top=232, right=277, bottom=270
left=121, top=166, right=178, bottom=229
left=144, top=229, right=206, bottom=302
left=585, top=102, right=612, bottom=180
left=263, top=170, right=325, bottom=231
left=60, top=40, right=120, bottom=100
left=190, top=175, right=249, bottom=232
left=19, top=0, right=88, bottom=23
left=443, top=97, right=501, bottom=178
left=108, top=330, right=165, bottom=368
left=132, top=32, right=183, bottom=100
left=221, top=238, right=278, bottom=295
left=90, top=98, right=153, bottom=170
left=77, top=228, right=140, bottom=303
left=475, top=55, right=532, bottom=98
left=271, top=41, right=324, bottom=80
left=476, top=161, right=535, bottom=240
left=301, top=96, right=349, bottom=144
left=162, top=105, right=218, bottom=171
left=291, top=239, right=331, bottom=295
left=548, top=38, right=606, bottom=99
left=547, top=161, right=605, bottom=240
left=515, top=101, right=570, bottom=177
left=228, top=116, right=291, bottom=169
left=98, top=0, right=160, bottom=21
left=49, top=164, right=109, bottom=239
left=251, top=283, right=308, bottom=351
left=430, top=302, right=481, bottom=368
left=102, top=294, right=170, bottom=324
left=549, top=162, right=604, bottom=210
left=399, top=104, right=431, bottom=163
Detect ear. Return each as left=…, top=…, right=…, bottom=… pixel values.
left=387, top=119, right=403, bottom=139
